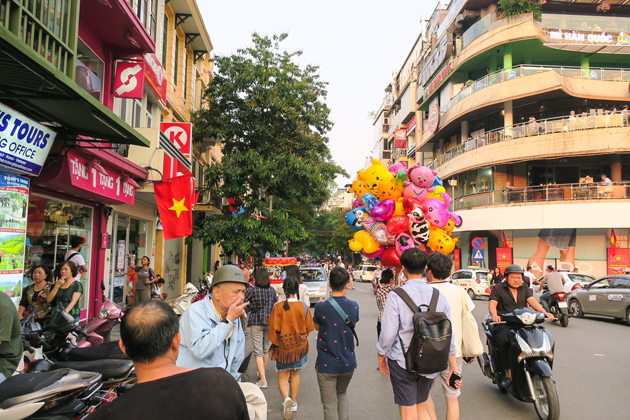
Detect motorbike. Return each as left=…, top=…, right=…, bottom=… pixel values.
left=172, top=282, right=200, bottom=317
left=548, top=292, right=570, bottom=327
left=478, top=308, right=560, bottom=420
left=79, top=298, right=124, bottom=346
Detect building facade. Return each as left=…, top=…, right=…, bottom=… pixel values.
left=373, top=0, right=630, bottom=278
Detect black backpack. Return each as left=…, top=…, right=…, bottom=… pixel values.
left=393, top=288, right=452, bottom=375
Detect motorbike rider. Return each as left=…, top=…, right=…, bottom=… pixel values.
left=489, top=264, right=554, bottom=388
left=539, top=265, right=566, bottom=312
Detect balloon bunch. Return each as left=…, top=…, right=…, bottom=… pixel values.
left=346, top=159, right=462, bottom=267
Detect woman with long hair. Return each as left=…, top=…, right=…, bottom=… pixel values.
left=245, top=267, right=277, bottom=389
left=127, top=254, right=156, bottom=303
left=19, top=265, right=54, bottom=321
left=47, top=261, right=83, bottom=322
left=276, top=265, right=309, bottom=306
left=491, top=267, right=504, bottom=286
left=268, top=276, right=314, bottom=419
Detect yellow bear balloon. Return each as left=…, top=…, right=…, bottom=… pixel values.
left=348, top=230, right=382, bottom=254
left=427, top=229, right=459, bottom=255
left=442, top=218, right=456, bottom=236
left=349, top=175, right=370, bottom=198
left=358, top=159, right=395, bottom=194
left=426, top=186, right=447, bottom=201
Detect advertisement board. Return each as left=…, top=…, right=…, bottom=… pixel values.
left=496, top=247, right=513, bottom=274
left=607, top=248, right=630, bottom=275
left=394, top=129, right=407, bottom=148
left=114, top=62, right=145, bottom=99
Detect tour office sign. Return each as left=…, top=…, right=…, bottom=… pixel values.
left=0, top=103, right=57, bottom=176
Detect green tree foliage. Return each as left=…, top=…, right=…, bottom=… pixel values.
left=192, top=33, right=346, bottom=257
left=498, top=0, right=542, bottom=21
left=292, top=209, right=356, bottom=258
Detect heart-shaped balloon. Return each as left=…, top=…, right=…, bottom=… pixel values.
left=353, top=197, right=364, bottom=208
left=395, top=233, right=416, bottom=256
left=381, top=247, right=402, bottom=268
left=387, top=215, right=410, bottom=235
left=363, top=247, right=384, bottom=259
left=371, top=199, right=396, bottom=222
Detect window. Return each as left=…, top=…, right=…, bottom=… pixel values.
left=611, top=278, right=630, bottom=289
left=132, top=99, right=143, bottom=127
left=119, top=98, right=129, bottom=123
left=162, top=15, right=168, bottom=63
left=460, top=271, right=473, bottom=279
left=174, top=35, right=179, bottom=86
left=146, top=101, right=154, bottom=128
left=149, top=0, right=157, bottom=40
left=75, top=39, right=104, bottom=102
left=183, top=52, right=188, bottom=99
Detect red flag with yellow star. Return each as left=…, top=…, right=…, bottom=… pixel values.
left=611, top=228, right=617, bottom=255
left=154, top=174, right=196, bottom=240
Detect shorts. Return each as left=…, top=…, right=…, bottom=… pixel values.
left=249, top=325, right=271, bottom=358
left=537, top=229, right=576, bottom=251
left=387, top=358, right=434, bottom=407
left=276, top=355, right=307, bottom=371
left=436, top=357, right=464, bottom=398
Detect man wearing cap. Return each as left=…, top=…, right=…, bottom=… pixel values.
left=177, top=265, right=250, bottom=380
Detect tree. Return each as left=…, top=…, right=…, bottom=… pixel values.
left=291, top=209, right=356, bottom=259
left=192, top=33, right=346, bottom=258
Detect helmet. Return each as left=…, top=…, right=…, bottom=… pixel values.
left=210, top=265, right=248, bottom=289
left=546, top=264, right=555, bottom=271
left=504, top=264, right=524, bottom=276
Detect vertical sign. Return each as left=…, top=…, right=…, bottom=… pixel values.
left=117, top=240, right=126, bottom=271
left=0, top=174, right=29, bottom=308
left=394, top=129, right=407, bottom=148
left=607, top=248, right=630, bottom=275
left=496, top=247, right=513, bottom=274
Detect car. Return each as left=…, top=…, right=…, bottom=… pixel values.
left=299, top=267, right=330, bottom=305
left=568, top=275, right=630, bottom=324
left=447, top=268, right=490, bottom=300
left=352, top=264, right=378, bottom=282
left=532, top=272, right=597, bottom=301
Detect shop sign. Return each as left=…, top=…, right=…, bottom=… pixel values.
left=547, top=29, right=630, bottom=46
left=160, top=122, right=192, bottom=160
left=114, top=61, right=145, bottom=99
left=424, top=57, right=453, bottom=100
left=406, top=117, right=416, bottom=135
left=419, top=33, right=454, bottom=87
left=607, top=248, right=630, bottom=275
left=427, top=104, right=440, bottom=134
left=144, top=53, right=167, bottom=105
left=67, top=151, right=136, bottom=205
left=496, top=247, right=513, bottom=274
left=0, top=103, right=56, bottom=176
left=0, top=174, right=29, bottom=308
left=394, top=129, right=407, bottom=148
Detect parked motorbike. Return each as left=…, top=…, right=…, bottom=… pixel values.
left=478, top=308, right=560, bottom=420
left=548, top=292, right=570, bottom=327
left=173, top=282, right=201, bottom=317
left=79, top=298, right=124, bottom=346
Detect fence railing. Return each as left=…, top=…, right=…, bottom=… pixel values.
left=453, top=182, right=630, bottom=211
left=428, top=112, right=629, bottom=170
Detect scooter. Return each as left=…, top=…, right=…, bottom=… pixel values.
left=173, top=282, right=200, bottom=317
left=478, top=308, right=560, bottom=420
left=79, top=298, right=124, bottom=346
left=548, top=292, right=570, bottom=327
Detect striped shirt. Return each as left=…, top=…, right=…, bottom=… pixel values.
left=376, top=283, right=397, bottom=323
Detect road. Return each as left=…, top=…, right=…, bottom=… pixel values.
left=243, top=281, right=630, bottom=420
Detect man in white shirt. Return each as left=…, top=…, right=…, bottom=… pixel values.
left=524, top=266, right=537, bottom=289
left=425, top=253, right=483, bottom=420
left=64, top=236, right=88, bottom=281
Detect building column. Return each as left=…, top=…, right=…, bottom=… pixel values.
left=504, top=44, right=513, bottom=72
left=461, top=120, right=469, bottom=143
left=581, top=54, right=590, bottom=78
left=611, top=155, right=622, bottom=182
left=504, top=100, right=513, bottom=138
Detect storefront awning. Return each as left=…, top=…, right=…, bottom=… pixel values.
left=0, top=26, right=150, bottom=147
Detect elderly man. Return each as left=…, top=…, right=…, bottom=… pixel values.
left=89, top=300, right=248, bottom=419
left=177, top=265, right=249, bottom=379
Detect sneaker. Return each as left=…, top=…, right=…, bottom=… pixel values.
left=255, top=380, right=267, bottom=389
left=291, top=402, right=298, bottom=412
left=283, top=397, right=293, bottom=419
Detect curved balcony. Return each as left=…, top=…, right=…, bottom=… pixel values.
left=429, top=113, right=630, bottom=178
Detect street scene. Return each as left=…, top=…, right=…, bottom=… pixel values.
left=1, top=0, right=630, bottom=419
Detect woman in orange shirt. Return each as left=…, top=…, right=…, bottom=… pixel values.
left=268, top=276, right=314, bottom=419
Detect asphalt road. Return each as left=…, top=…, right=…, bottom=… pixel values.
left=243, top=281, right=630, bottom=420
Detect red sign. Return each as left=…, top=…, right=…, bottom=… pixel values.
left=394, top=129, right=407, bottom=148
left=424, top=57, right=453, bottom=99
left=162, top=154, right=191, bottom=179
left=67, top=151, right=136, bottom=205
left=114, top=62, right=145, bottom=99
left=496, top=247, right=513, bottom=274
left=471, top=237, right=484, bottom=249
left=144, top=53, right=167, bottom=105
left=427, top=104, right=440, bottom=134
left=160, top=122, right=192, bottom=159
left=453, top=249, right=461, bottom=271
left=406, top=117, right=416, bottom=134
left=608, top=248, right=630, bottom=275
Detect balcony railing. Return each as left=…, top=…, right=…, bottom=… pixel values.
left=443, top=64, right=630, bottom=117
left=428, top=112, right=629, bottom=170
left=453, top=182, right=630, bottom=211
left=0, top=0, right=77, bottom=78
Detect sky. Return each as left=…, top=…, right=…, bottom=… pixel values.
left=197, top=0, right=438, bottom=186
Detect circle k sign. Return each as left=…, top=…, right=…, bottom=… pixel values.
left=160, top=122, right=192, bottom=159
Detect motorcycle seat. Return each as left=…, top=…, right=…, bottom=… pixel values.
left=51, top=359, right=134, bottom=379
left=0, top=371, right=64, bottom=409
left=65, top=341, right=129, bottom=361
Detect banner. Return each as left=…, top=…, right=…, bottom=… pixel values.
left=496, top=247, right=513, bottom=274
left=0, top=174, right=30, bottom=308
left=453, top=249, right=461, bottom=271
left=607, top=248, right=629, bottom=275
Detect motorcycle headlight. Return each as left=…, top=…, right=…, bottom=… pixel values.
left=516, top=312, right=537, bottom=325
left=100, top=308, right=112, bottom=318
left=516, top=333, right=554, bottom=363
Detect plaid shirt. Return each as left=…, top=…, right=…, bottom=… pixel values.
left=376, top=283, right=397, bottom=322
left=245, top=286, right=277, bottom=326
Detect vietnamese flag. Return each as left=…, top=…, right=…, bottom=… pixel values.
left=154, top=174, right=196, bottom=240
left=611, top=228, right=617, bottom=255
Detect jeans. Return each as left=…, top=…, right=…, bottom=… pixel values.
left=316, top=370, right=354, bottom=420
left=540, top=291, right=551, bottom=312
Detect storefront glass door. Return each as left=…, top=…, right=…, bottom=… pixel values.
left=111, top=215, right=129, bottom=305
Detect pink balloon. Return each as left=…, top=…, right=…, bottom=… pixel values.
left=395, top=233, right=416, bottom=256
left=363, top=248, right=384, bottom=258
left=371, top=199, right=396, bottom=222
left=353, top=197, right=363, bottom=208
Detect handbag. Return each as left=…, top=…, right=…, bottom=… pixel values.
left=460, top=288, right=484, bottom=357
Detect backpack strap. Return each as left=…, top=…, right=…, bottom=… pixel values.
left=428, top=288, right=440, bottom=312
left=65, top=252, right=78, bottom=262
left=393, top=288, right=420, bottom=313
left=303, top=301, right=309, bottom=320
left=327, top=298, right=359, bottom=346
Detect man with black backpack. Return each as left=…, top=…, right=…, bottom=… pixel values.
left=64, top=236, right=87, bottom=281
left=377, top=249, right=460, bottom=420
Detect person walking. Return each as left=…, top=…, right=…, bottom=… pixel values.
left=244, top=267, right=277, bottom=389
left=377, top=249, right=460, bottom=420
left=268, top=276, right=314, bottom=419
left=313, top=267, right=359, bottom=420
left=277, top=265, right=309, bottom=306
left=376, top=269, right=396, bottom=340
left=127, top=254, right=156, bottom=304
left=425, top=253, right=483, bottom=420
left=47, top=261, right=83, bottom=322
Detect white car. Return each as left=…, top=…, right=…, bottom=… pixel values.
left=533, top=271, right=597, bottom=301
left=352, top=264, right=378, bottom=282
left=447, top=268, right=490, bottom=300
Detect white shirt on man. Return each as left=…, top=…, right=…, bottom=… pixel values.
left=430, top=281, right=475, bottom=358
left=64, top=251, right=85, bottom=281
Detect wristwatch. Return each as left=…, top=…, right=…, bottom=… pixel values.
left=221, top=318, right=231, bottom=324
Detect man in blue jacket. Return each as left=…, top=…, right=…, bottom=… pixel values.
left=177, top=265, right=249, bottom=380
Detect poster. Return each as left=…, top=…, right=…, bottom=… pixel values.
left=607, top=248, right=629, bottom=275
left=496, top=247, right=513, bottom=274
left=453, top=249, right=461, bottom=271
left=0, top=174, right=30, bottom=308
left=117, top=240, right=126, bottom=271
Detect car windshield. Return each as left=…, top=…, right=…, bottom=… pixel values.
left=300, top=269, right=326, bottom=282
left=476, top=272, right=489, bottom=280
left=568, top=274, right=596, bottom=283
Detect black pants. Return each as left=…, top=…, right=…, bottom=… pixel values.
left=491, top=325, right=511, bottom=372
left=376, top=321, right=381, bottom=340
